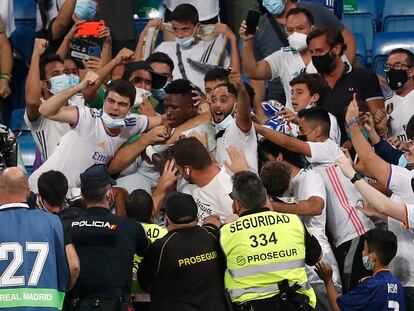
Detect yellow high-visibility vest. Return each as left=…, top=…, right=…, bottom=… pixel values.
left=220, top=210, right=316, bottom=307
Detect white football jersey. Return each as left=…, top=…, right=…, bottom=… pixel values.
left=385, top=89, right=414, bottom=142
left=24, top=95, right=85, bottom=161
left=305, top=139, right=374, bottom=247
left=289, top=168, right=342, bottom=289
left=29, top=106, right=148, bottom=197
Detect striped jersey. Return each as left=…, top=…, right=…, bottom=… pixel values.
left=305, top=139, right=374, bottom=246
left=29, top=106, right=148, bottom=197
left=0, top=203, right=69, bottom=310
left=24, top=95, right=85, bottom=162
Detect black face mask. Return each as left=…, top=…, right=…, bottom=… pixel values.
left=312, top=51, right=336, bottom=75
left=386, top=69, right=409, bottom=91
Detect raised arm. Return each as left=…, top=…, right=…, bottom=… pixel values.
left=152, top=159, right=179, bottom=215
left=239, top=21, right=272, bottom=80
left=255, top=123, right=312, bottom=157
left=25, top=39, right=49, bottom=122
left=345, top=98, right=390, bottom=186
left=50, top=0, right=77, bottom=41
left=214, top=23, right=241, bottom=74
left=229, top=71, right=252, bottom=132
left=335, top=156, right=405, bottom=222
left=56, top=21, right=82, bottom=60
left=39, top=71, right=99, bottom=123
left=134, top=19, right=163, bottom=61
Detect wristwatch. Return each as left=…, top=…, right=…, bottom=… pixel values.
left=351, top=172, right=363, bottom=183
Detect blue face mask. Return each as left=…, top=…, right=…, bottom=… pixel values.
left=176, top=27, right=196, bottom=48
left=69, top=74, right=80, bottom=88
left=75, top=0, right=97, bottom=21
left=152, top=87, right=166, bottom=101
left=398, top=154, right=408, bottom=168
left=362, top=255, right=374, bottom=271
left=101, top=112, right=125, bottom=129
left=49, top=74, right=71, bottom=94
left=213, top=114, right=234, bottom=132
left=263, top=0, right=286, bottom=15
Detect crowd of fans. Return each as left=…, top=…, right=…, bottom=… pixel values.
left=1, top=0, right=414, bottom=310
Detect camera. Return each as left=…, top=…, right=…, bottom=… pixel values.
left=0, top=124, right=18, bottom=169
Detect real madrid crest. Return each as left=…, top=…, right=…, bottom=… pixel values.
left=386, top=103, right=394, bottom=115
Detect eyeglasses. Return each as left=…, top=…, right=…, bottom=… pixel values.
left=384, top=62, right=412, bottom=72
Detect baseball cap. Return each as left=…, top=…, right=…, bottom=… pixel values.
left=80, top=164, right=116, bottom=189
left=122, top=61, right=168, bottom=89
left=164, top=192, right=198, bottom=224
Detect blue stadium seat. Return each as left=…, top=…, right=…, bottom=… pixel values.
left=13, top=0, right=36, bottom=19
left=342, top=0, right=379, bottom=61
left=12, top=0, right=36, bottom=62
left=372, top=32, right=414, bottom=77
left=382, top=0, right=414, bottom=32
left=354, top=33, right=367, bottom=65
left=9, top=108, right=28, bottom=131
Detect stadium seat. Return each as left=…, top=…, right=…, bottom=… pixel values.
left=382, top=0, right=414, bottom=32
left=9, top=108, right=28, bottom=131
left=13, top=0, right=36, bottom=19
left=12, top=0, right=36, bottom=62
left=342, top=0, right=379, bottom=61
left=354, top=33, right=367, bottom=65
left=372, top=32, right=414, bottom=77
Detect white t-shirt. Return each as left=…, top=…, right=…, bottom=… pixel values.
left=215, top=120, right=258, bottom=174
left=306, top=139, right=374, bottom=247
left=182, top=123, right=217, bottom=155
left=191, top=167, right=233, bottom=224
left=289, top=168, right=342, bottom=289
left=385, top=90, right=414, bottom=142
left=0, top=0, right=15, bottom=37
left=155, top=41, right=230, bottom=92
left=24, top=95, right=85, bottom=161
left=264, top=47, right=317, bottom=111
left=163, top=0, right=220, bottom=21
left=35, top=0, right=65, bottom=31
left=29, top=106, right=148, bottom=197
left=386, top=164, right=414, bottom=287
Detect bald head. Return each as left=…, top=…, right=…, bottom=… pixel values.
left=0, top=167, right=30, bottom=204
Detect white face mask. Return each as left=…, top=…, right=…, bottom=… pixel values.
left=134, top=87, right=152, bottom=107
left=101, top=112, right=125, bottom=129
left=213, top=114, right=234, bottom=132
left=288, top=32, right=308, bottom=52
left=304, top=95, right=317, bottom=110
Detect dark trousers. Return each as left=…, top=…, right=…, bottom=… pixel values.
left=404, top=287, right=414, bottom=310
left=334, top=235, right=371, bottom=293
left=68, top=298, right=131, bottom=311
left=233, top=295, right=313, bottom=311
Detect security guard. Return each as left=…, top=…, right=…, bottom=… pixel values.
left=67, top=164, right=149, bottom=311
left=221, top=171, right=322, bottom=311
left=138, top=192, right=228, bottom=311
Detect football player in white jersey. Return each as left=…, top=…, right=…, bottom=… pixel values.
left=384, top=48, right=414, bottom=142
left=255, top=107, right=375, bottom=292
left=260, top=141, right=342, bottom=310
left=344, top=98, right=414, bottom=309
left=28, top=75, right=168, bottom=199
left=240, top=7, right=317, bottom=111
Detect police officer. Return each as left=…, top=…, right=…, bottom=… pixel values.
left=220, top=171, right=322, bottom=311
left=67, top=164, right=149, bottom=311
left=138, top=192, right=228, bottom=311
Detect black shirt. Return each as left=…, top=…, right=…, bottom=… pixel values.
left=67, top=207, right=148, bottom=299
left=138, top=224, right=227, bottom=311
left=320, top=64, right=383, bottom=144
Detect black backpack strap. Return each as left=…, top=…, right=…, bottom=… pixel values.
left=266, top=13, right=289, bottom=47
left=176, top=43, right=188, bottom=80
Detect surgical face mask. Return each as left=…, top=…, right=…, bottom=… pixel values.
left=386, top=69, right=409, bottom=91
left=362, top=254, right=374, bottom=271
left=398, top=154, right=408, bottom=168
left=101, top=112, right=125, bottom=129
left=176, top=28, right=196, bottom=48
left=304, top=95, right=317, bottom=110
left=312, top=51, right=336, bottom=75
left=69, top=74, right=80, bottom=88
left=75, top=0, right=97, bottom=21
left=152, top=87, right=166, bottom=101
left=213, top=114, right=234, bottom=132
left=288, top=32, right=308, bottom=52
left=134, top=87, right=152, bottom=107
left=49, top=74, right=71, bottom=94
left=263, top=0, right=286, bottom=15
